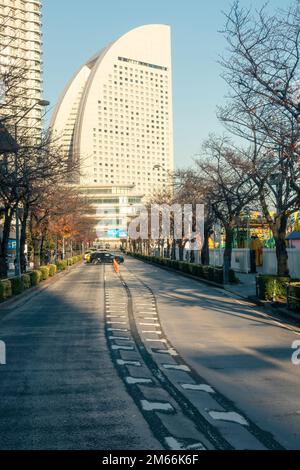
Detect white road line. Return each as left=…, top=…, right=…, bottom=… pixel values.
left=142, top=330, right=162, bottom=335
left=155, top=349, right=179, bottom=357
left=141, top=400, right=175, bottom=412
left=109, top=336, right=132, bottom=341
left=165, top=437, right=206, bottom=451
left=146, top=338, right=167, bottom=343
left=137, top=311, right=157, bottom=314
left=208, top=411, right=249, bottom=426
left=181, top=384, right=215, bottom=393
left=125, top=377, right=153, bottom=385
left=163, top=364, right=190, bottom=371
left=107, top=315, right=126, bottom=319
left=107, top=321, right=127, bottom=325
left=140, top=322, right=160, bottom=327
left=111, top=345, right=134, bottom=351
left=107, top=328, right=128, bottom=332
left=117, top=359, right=141, bottom=367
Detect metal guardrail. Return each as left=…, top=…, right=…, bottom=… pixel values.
left=286, top=284, right=300, bottom=311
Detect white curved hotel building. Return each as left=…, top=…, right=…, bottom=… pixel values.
left=50, top=25, right=174, bottom=240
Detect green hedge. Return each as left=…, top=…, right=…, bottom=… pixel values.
left=21, top=274, right=31, bottom=290
left=129, top=253, right=238, bottom=285
left=39, top=266, right=50, bottom=281
left=256, top=275, right=290, bottom=301
left=30, top=270, right=41, bottom=286
left=287, top=282, right=300, bottom=311
left=48, top=264, right=57, bottom=277
left=56, top=260, right=68, bottom=271
left=0, top=279, right=12, bottom=301
left=56, top=256, right=83, bottom=271
left=10, top=276, right=24, bottom=296
left=0, top=254, right=84, bottom=304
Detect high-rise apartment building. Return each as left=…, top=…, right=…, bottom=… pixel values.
left=0, top=0, right=43, bottom=133
left=50, top=24, right=174, bottom=241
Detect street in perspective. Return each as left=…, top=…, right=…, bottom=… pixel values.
left=1, top=0, right=300, bottom=462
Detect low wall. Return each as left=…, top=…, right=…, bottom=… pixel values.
left=151, top=247, right=300, bottom=277
left=263, top=249, right=300, bottom=278
left=209, top=249, right=251, bottom=274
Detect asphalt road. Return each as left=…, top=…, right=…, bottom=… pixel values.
left=0, top=264, right=160, bottom=450
left=120, top=257, right=300, bottom=450
left=1, top=258, right=300, bottom=450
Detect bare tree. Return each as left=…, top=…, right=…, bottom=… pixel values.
left=219, top=0, right=300, bottom=275
left=195, top=136, right=259, bottom=277
left=174, top=169, right=216, bottom=265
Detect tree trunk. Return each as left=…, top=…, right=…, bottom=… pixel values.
left=201, top=225, right=211, bottom=265
left=33, top=237, right=42, bottom=269
left=178, top=240, right=184, bottom=261
left=273, top=214, right=289, bottom=276
left=224, top=224, right=234, bottom=269
left=40, top=234, right=45, bottom=265
left=0, top=208, right=13, bottom=278
left=171, top=239, right=176, bottom=260
left=166, top=239, right=171, bottom=258
left=20, top=203, right=29, bottom=273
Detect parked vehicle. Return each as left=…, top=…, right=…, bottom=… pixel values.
left=89, top=252, right=114, bottom=264
left=88, top=252, right=125, bottom=265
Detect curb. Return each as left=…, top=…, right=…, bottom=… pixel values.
left=0, top=262, right=83, bottom=314
left=127, top=256, right=231, bottom=289
left=223, top=287, right=300, bottom=326
left=128, top=256, right=300, bottom=328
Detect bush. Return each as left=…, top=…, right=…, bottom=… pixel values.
left=21, top=274, right=31, bottom=290
left=287, top=282, right=300, bottom=311
left=257, top=275, right=290, bottom=301
left=56, top=260, right=68, bottom=271
left=39, top=266, right=50, bottom=281
left=30, top=270, right=41, bottom=286
left=10, top=276, right=24, bottom=296
left=48, top=264, right=57, bottom=277
left=0, top=279, right=12, bottom=301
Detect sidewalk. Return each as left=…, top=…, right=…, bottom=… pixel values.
left=225, top=270, right=300, bottom=324
left=225, top=272, right=258, bottom=299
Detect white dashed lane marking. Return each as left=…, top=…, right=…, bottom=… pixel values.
left=181, top=384, right=215, bottom=393
left=208, top=411, right=249, bottom=426
left=117, top=359, right=142, bottom=367
left=109, top=336, right=133, bottom=341
left=142, top=330, right=162, bottom=335
left=165, top=437, right=206, bottom=451
left=107, top=328, right=128, bottom=332
left=141, top=400, right=175, bottom=413
left=155, top=349, right=179, bottom=356
left=126, top=377, right=153, bottom=385
left=163, top=364, right=191, bottom=371
left=111, top=345, right=134, bottom=351
left=107, top=315, right=126, bottom=319
left=146, top=338, right=167, bottom=343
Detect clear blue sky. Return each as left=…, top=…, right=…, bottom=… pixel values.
left=43, top=0, right=290, bottom=168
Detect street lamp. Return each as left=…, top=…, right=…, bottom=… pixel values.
left=14, top=98, right=50, bottom=277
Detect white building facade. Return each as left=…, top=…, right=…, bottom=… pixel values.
left=50, top=25, right=174, bottom=241
left=0, top=0, right=43, bottom=133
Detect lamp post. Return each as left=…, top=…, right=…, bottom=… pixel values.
left=14, top=99, right=50, bottom=277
